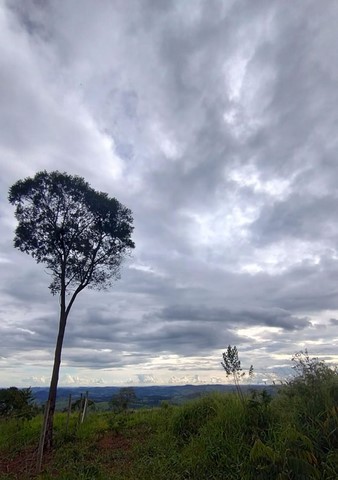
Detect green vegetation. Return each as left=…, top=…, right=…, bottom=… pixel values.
left=0, top=387, right=39, bottom=420
left=0, top=351, right=337, bottom=479
left=109, top=388, right=138, bottom=413
left=221, top=345, right=254, bottom=403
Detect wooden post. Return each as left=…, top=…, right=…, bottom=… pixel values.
left=66, top=394, right=72, bottom=434
left=81, top=391, right=89, bottom=424
left=77, top=393, right=83, bottom=426
left=36, top=399, right=50, bottom=473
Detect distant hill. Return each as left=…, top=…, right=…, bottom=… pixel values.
left=31, top=384, right=277, bottom=409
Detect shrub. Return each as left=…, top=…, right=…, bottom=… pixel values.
left=0, top=387, right=39, bottom=419
left=244, top=389, right=274, bottom=443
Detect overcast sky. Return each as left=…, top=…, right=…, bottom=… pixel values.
left=1, top=0, right=338, bottom=388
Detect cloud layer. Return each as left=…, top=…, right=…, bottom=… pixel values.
left=1, top=0, right=338, bottom=386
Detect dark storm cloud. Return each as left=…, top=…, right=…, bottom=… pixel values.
left=61, top=302, right=244, bottom=360
left=268, top=259, right=338, bottom=312
left=158, top=305, right=309, bottom=331
left=251, top=194, right=338, bottom=245
left=0, top=312, right=59, bottom=357
left=63, top=349, right=147, bottom=369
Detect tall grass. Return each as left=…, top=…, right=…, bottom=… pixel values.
left=133, top=393, right=250, bottom=480
left=0, top=415, right=42, bottom=453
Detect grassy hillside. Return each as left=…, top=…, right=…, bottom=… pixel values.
left=1, top=361, right=338, bottom=480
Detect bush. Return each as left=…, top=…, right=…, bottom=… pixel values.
left=277, top=351, right=338, bottom=428
left=0, top=387, right=39, bottom=419
left=244, top=389, right=274, bottom=442
left=269, top=351, right=338, bottom=478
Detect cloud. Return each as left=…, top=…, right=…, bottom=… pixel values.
left=21, top=376, right=48, bottom=385
left=1, top=0, right=338, bottom=386
left=158, top=305, right=310, bottom=331
left=136, top=374, right=157, bottom=384
left=251, top=195, right=338, bottom=246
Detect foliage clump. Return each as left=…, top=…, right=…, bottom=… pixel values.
left=110, top=387, right=138, bottom=413
left=0, top=387, right=39, bottom=420
left=221, top=345, right=254, bottom=402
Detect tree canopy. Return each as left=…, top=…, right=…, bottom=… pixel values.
left=0, top=387, right=38, bottom=419
left=9, top=170, right=135, bottom=295
left=110, top=387, right=138, bottom=412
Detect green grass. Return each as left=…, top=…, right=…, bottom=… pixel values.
left=1, top=375, right=338, bottom=480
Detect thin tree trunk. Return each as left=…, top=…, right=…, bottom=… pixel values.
left=44, top=300, right=67, bottom=451
left=37, top=278, right=83, bottom=460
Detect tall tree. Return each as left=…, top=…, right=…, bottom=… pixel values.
left=110, top=387, right=137, bottom=413
left=9, top=171, right=135, bottom=451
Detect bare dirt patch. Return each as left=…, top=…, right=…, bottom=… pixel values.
left=0, top=446, right=38, bottom=479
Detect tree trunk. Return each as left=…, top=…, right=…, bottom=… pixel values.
left=37, top=278, right=83, bottom=468
left=43, top=288, right=67, bottom=452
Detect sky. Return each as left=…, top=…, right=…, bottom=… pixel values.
left=1, top=0, right=338, bottom=388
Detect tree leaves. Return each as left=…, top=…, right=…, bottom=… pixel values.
left=9, top=170, right=135, bottom=294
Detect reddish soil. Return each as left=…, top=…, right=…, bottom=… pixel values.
left=95, top=431, right=138, bottom=475
left=0, top=446, right=38, bottom=479
left=97, top=431, right=133, bottom=451
left=0, top=431, right=141, bottom=479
